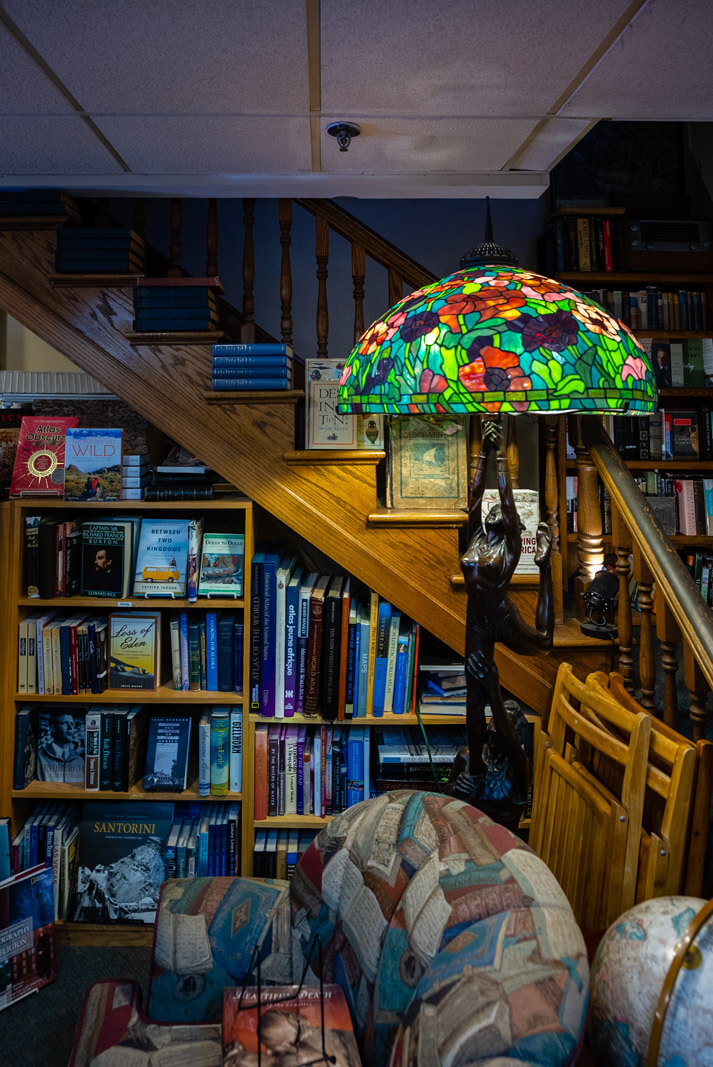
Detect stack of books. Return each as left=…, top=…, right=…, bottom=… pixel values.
left=0, top=189, right=82, bottom=224
left=122, top=451, right=152, bottom=499
left=132, top=284, right=219, bottom=333
left=211, top=342, right=294, bottom=391
left=54, top=226, right=145, bottom=274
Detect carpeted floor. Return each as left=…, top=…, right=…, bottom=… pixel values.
left=0, top=943, right=151, bottom=1066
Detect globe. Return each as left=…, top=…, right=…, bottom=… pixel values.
left=589, top=895, right=713, bottom=1066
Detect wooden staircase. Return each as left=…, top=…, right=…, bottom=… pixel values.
left=0, top=216, right=612, bottom=715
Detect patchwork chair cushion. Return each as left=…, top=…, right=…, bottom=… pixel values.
left=147, top=875, right=291, bottom=1023
left=290, top=790, right=588, bottom=1065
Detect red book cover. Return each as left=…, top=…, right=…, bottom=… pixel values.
left=337, top=577, right=351, bottom=721
left=10, top=416, right=78, bottom=496
left=222, top=983, right=361, bottom=1067
left=253, top=724, right=269, bottom=822
left=601, top=219, right=613, bottom=272
left=303, top=575, right=329, bottom=717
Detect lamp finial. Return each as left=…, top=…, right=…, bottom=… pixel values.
left=459, top=196, right=519, bottom=269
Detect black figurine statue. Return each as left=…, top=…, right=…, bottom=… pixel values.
left=446, top=419, right=554, bottom=830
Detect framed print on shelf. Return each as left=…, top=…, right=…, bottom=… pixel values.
left=305, top=359, right=384, bottom=450
left=386, top=415, right=469, bottom=510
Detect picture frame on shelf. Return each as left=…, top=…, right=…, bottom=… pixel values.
left=386, top=414, right=468, bottom=510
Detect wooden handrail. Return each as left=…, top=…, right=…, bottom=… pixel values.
left=579, top=414, right=713, bottom=692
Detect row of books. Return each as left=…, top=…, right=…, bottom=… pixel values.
left=253, top=723, right=371, bottom=821
left=25, top=512, right=244, bottom=600
left=375, top=725, right=467, bottom=788
left=13, top=703, right=243, bottom=796
left=133, top=284, right=219, bottom=333
left=252, top=828, right=315, bottom=880
left=580, top=287, right=709, bottom=333
left=640, top=337, right=713, bottom=390
left=54, top=226, right=145, bottom=274
left=17, top=610, right=163, bottom=695
left=168, top=610, right=243, bottom=693
left=9, top=799, right=82, bottom=919
left=683, top=551, right=713, bottom=608
left=606, top=409, right=713, bottom=461
left=566, top=473, right=713, bottom=538
left=541, top=212, right=627, bottom=274
left=250, top=548, right=421, bottom=720
left=211, top=342, right=294, bottom=391
left=164, top=800, right=242, bottom=880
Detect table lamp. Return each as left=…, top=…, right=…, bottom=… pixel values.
left=338, top=205, right=657, bottom=829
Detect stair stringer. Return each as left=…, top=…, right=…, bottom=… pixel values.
left=0, top=226, right=562, bottom=714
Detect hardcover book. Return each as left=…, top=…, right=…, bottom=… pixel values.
left=71, top=800, right=174, bottom=923
left=132, top=518, right=191, bottom=597
left=305, top=358, right=384, bottom=450
left=0, top=863, right=56, bottom=1012
left=10, top=416, right=78, bottom=497
left=80, top=520, right=134, bottom=598
left=387, top=414, right=468, bottom=509
left=0, top=409, right=24, bottom=494
left=63, top=427, right=123, bottom=502
left=222, top=984, right=360, bottom=1067
left=482, top=487, right=541, bottom=575
left=143, top=716, right=192, bottom=791
left=109, top=612, right=161, bottom=690
left=36, top=707, right=85, bottom=785
left=197, top=532, right=245, bottom=597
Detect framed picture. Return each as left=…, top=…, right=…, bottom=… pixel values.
left=305, top=359, right=384, bottom=450
left=387, top=415, right=469, bottom=510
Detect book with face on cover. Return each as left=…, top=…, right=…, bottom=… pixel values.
left=10, top=416, right=78, bottom=496
left=63, top=427, right=123, bottom=502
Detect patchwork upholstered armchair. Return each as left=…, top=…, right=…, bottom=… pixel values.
left=73, top=790, right=589, bottom=1066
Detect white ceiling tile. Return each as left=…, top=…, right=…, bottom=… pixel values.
left=2, top=0, right=310, bottom=113
left=512, top=118, right=595, bottom=171
left=321, top=0, right=634, bottom=116
left=92, top=115, right=312, bottom=174
left=0, top=23, right=74, bottom=114
left=0, top=116, right=124, bottom=174
left=561, top=0, right=713, bottom=119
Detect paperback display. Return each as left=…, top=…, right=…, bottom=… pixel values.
left=10, top=416, right=78, bottom=497
left=63, top=427, right=123, bottom=501
left=0, top=863, right=56, bottom=1011
left=222, top=983, right=360, bottom=1066
left=72, top=801, right=174, bottom=923
left=109, top=612, right=161, bottom=690
left=198, top=532, right=245, bottom=597
left=143, top=716, right=192, bottom=791
left=133, top=517, right=191, bottom=596
left=481, top=487, right=541, bottom=575
left=305, top=358, right=384, bottom=450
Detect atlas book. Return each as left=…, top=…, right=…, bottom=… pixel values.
left=222, top=983, right=360, bottom=1067
left=80, top=519, right=135, bottom=598
left=0, top=862, right=56, bottom=1011
left=109, top=611, right=161, bottom=690
left=63, top=427, right=123, bottom=501
left=71, top=800, right=174, bottom=923
left=143, top=716, right=192, bottom=792
left=132, top=517, right=191, bottom=597
left=305, top=358, right=384, bottom=450
left=10, top=416, right=78, bottom=497
left=387, top=414, right=468, bottom=509
left=482, top=487, right=541, bottom=575
left=197, top=531, right=245, bottom=597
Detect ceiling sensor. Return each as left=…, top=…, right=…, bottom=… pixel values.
left=326, top=122, right=361, bottom=152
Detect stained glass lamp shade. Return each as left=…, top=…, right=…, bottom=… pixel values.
left=337, top=264, right=657, bottom=416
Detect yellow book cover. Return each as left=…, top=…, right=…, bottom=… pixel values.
left=109, top=612, right=161, bottom=689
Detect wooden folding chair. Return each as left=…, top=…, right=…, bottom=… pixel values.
left=530, top=662, right=651, bottom=933
left=587, top=670, right=713, bottom=898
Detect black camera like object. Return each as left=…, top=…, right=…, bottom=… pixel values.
left=581, top=567, right=619, bottom=640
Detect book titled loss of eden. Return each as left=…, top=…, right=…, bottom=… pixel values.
left=109, top=612, right=161, bottom=690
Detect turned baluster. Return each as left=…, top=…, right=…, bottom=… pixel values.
left=205, top=199, right=218, bottom=278
left=683, top=642, right=710, bottom=741
left=240, top=198, right=256, bottom=342
left=278, top=199, right=293, bottom=346
left=167, top=198, right=182, bottom=277
left=570, top=415, right=605, bottom=619
left=388, top=268, right=402, bottom=310
left=352, top=241, right=366, bottom=345
left=315, top=216, right=329, bottom=358
left=656, top=598, right=681, bottom=730
left=505, top=416, right=519, bottom=489
left=610, top=503, right=634, bottom=689
left=632, top=544, right=656, bottom=711
left=542, top=416, right=560, bottom=554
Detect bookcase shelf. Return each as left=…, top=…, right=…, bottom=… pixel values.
left=18, top=596, right=246, bottom=610
left=15, top=686, right=245, bottom=703
left=12, top=781, right=242, bottom=803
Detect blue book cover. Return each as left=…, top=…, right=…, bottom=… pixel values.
left=211, top=363, right=290, bottom=377
left=143, top=716, right=192, bottom=790
left=211, top=377, right=292, bottom=391
left=234, top=619, right=244, bottom=693
left=283, top=566, right=303, bottom=716
left=133, top=518, right=190, bottom=597
left=217, top=611, right=236, bottom=692
left=64, top=427, right=123, bottom=502
left=371, top=600, right=392, bottom=716
left=212, top=343, right=293, bottom=356
left=135, top=286, right=216, bottom=306
left=249, top=553, right=264, bottom=711
left=296, top=572, right=318, bottom=716
left=205, top=612, right=218, bottom=691
left=229, top=708, right=243, bottom=793
left=392, top=629, right=410, bottom=715
left=346, top=727, right=365, bottom=807
left=344, top=602, right=358, bottom=719
left=179, top=612, right=189, bottom=691
left=260, top=550, right=282, bottom=717
left=210, top=709, right=230, bottom=795
left=356, top=605, right=370, bottom=718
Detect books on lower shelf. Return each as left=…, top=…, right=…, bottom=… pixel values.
left=143, top=715, right=192, bottom=792
left=8, top=799, right=82, bottom=919
left=168, top=610, right=243, bottom=693
left=16, top=613, right=108, bottom=697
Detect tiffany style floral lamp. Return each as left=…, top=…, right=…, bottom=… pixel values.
left=337, top=223, right=657, bottom=829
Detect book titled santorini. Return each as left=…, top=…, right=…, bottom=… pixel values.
left=63, top=427, right=123, bottom=502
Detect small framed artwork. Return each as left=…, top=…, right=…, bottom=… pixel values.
left=387, top=415, right=469, bottom=510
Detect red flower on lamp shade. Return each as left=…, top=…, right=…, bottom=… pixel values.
left=458, top=346, right=532, bottom=410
